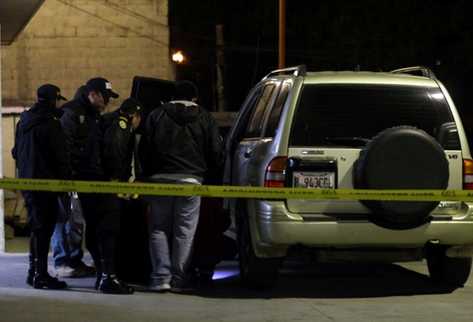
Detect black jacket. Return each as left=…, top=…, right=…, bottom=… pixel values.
left=101, top=111, right=135, bottom=181
left=12, top=102, right=71, bottom=180
left=60, top=94, right=104, bottom=180
left=143, top=100, right=223, bottom=181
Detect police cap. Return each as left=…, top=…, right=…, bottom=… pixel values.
left=86, top=77, right=119, bottom=100
left=37, top=84, right=67, bottom=102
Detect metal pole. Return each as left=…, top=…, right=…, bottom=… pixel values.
left=0, top=24, right=4, bottom=252
left=278, top=0, right=286, bottom=69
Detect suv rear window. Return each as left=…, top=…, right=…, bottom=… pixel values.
left=290, top=84, right=457, bottom=147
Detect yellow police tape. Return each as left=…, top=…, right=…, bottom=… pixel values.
left=1, top=177, right=473, bottom=202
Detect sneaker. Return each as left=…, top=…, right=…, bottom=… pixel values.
left=33, top=274, right=68, bottom=290
left=148, top=283, right=171, bottom=293
left=54, top=265, right=75, bottom=278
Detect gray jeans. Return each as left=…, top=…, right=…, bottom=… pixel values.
left=147, top=194, right=201, bottom=285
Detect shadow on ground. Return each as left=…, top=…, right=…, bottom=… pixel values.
left=194, top=262, right=458, bottom=299
left=0, top=254, right=459, bottom=299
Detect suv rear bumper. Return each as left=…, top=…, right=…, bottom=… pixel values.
left=248, top=200, right=473, bottom=255
left=258, top=219, right=473, bottom=247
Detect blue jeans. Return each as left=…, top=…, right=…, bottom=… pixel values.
left=147, top=193, right=201, bottom=285
left=51, top=194, right=84, bottom=268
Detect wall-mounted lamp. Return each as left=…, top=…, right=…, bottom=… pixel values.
left=172, top=50, right=186, bottom=64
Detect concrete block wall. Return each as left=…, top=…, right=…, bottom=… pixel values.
left=1, top=0, right=173, bottom=108
left=1, top=116, right=18, bottom=179
left=1, top=0, right=173, bottom=179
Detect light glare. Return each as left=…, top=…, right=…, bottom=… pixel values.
left=172, top=50, right=185, bottom=64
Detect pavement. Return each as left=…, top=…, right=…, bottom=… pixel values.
left=1, top=251, right=473, bottom=322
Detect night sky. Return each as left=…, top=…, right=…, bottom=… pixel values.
left=170, top=1, right=473, bottom=131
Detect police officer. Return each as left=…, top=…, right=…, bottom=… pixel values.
left=102, top=98, right=142, bottom=182
left=60, top=77, right=133, bottom=294
left=101, top=98, right=143, bottom=281
left=12, top=84, right=70, bottom=289
left=51, top=85, right=94, bottom=278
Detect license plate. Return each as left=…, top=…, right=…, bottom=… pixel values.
left=292, top=171, right=336, bottom=189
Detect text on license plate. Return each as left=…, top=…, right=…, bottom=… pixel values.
left=293, top=172, right=336, bottom=189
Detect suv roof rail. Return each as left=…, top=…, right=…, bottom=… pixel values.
left=262, top=65, right=307, bottom=81
left=390, top=66, right=437, bottom=79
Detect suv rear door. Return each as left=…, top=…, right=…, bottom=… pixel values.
left=286, top=84, right=463, bottom=214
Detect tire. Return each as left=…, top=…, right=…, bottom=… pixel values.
left=426, top=244, right=472, bottom=287
left=237, top=206, right=282, bottom=289
left=354, top=126, right=449, bottom=229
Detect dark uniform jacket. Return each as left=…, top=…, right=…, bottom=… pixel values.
left=101, top=111, right=135, bottom=181
left=144, top=100, right=223, bottom=180
left=12, top=102, right=70, bottom=180
left=60, top=94, right=104, bottom=180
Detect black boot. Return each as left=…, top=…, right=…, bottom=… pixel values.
left=97, top=250, right=133, bottom=294
left=32, top=231, right=68, bottom=290
left=94, top=270, right=102, bottom=290
left=27, top=254, right=35, bottom=286
left=33, top=274, right=68, bottom=290
left=27, top=234, right=35, bottom=286
left=99, top=274, right=134, bottom=294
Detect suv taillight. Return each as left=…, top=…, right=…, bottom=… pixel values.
left=463, top=159, right=473, bottom=190
left=264, top=156, right=288, bottom=187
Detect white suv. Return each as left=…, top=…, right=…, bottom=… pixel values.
left=223, top=66, right=473, bottom=288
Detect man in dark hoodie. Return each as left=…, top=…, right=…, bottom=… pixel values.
left=144, top=80, right=223, bottom=292
left=60, top=78, right=133, bottom=294
left=12, top=84, right=70, bottom=289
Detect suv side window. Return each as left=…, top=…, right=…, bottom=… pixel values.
left=244, top=84, right=276, bottom=138
left=264, top=81, right=291, bottom=137
left=229, top=87, right=262, bottom=144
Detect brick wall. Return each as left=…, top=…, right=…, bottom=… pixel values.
left=1, top=0, right=173, bottom=108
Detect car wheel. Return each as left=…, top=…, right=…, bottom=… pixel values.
left=426, top=244, right=472, bottom=287
left=237, top=207, right=282, bottom=289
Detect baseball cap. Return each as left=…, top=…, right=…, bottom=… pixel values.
left=119, top=98, right=142, bottom=115
left=37, top=84, right=67, bottom=102
left=86, top=77, right=119, bottom=99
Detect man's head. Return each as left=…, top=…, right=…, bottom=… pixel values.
left=37, top=84, right=67, bottom=108
left=85, top=77, right=119, bottom=111
left=119, top=98, right=142, bottom=130
left=175, top=80, right=198, bottom=102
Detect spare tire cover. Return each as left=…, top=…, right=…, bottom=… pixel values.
left=354, top=126, right=449, bottom=229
